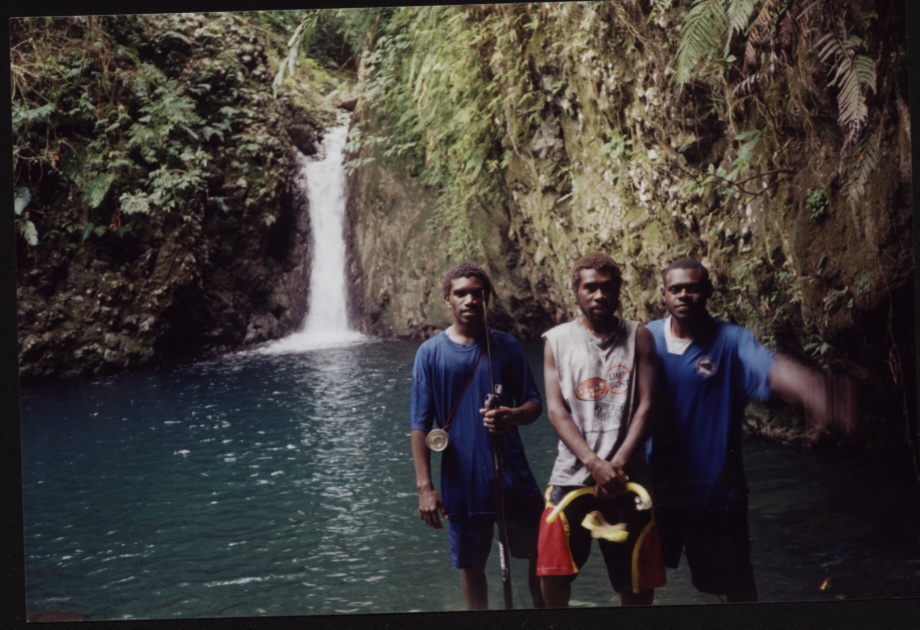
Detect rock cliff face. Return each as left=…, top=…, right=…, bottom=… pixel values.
left=12, top=6, right=914, bottom=452
left=342, top=149, right=554, bottom=339
left=344, top=2, right=913, bottom=450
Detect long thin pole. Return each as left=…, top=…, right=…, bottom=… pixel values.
left=491, top=433, right=513, bottom=610
left=484, top=306, right=513, bottom=610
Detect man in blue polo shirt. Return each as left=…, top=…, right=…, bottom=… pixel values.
left=647, top=258, right=852, bottom=602
left=410, top=261, right=545, bottom=610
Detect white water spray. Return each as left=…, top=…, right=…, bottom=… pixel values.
left=261, top=113, right=367, bottom=354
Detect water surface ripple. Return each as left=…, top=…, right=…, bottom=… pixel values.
left=20, top=341, right=920, bottom=619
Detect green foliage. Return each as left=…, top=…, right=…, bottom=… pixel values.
left=804, top=333, right=831, bottom=369
left=806, top=187, right=829, bottom=220
left=119, top=192, right=151, bottom=216
left=11, top=103, right=56, bottom=134
left=11, top=13, right=295, bottom=253
left=671, top=0, right=888, bottom=216
left=291, top=6, right=510, bottom=260
left=816, top=254, right=828, bottom=276
left=273, top=13, right=318, bottom=97
left=273, top=9, right=366, bottom=100
left=855, top=271, right=872, bottom=297
left=674, top=0, right=732, bottom=86
left=14, top=186, right=38, bottom=246
left=844, top=125, right=880, bottom=201
left=683, top=128, right=765, bottom=203
left=14, top=186, right=31, bottom=216
left=815, top=25, right=876, bottom=139
left=600, top=133, right=632, bottom=161
left=253, top=10, right=308, bottom=39
left=823, top=287, right=853, bottom=312
left=83, top=172, right=116, bottom=209
left=775, top=264, right=803, bottom=306
left=81, top=223, right=109, bottom=243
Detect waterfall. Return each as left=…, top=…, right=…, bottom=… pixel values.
left=261, top=113, right=367, bottom=354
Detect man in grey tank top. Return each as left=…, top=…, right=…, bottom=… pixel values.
left=536, top=253, right=665, bottom=607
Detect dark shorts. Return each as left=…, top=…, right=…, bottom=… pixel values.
left=656, top=505, right=755, bottom=595
left=536, top=485, right=666, bottom=594
left=447, top=492, right=544, bottom=569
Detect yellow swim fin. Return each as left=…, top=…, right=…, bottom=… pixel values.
left=581, top=511, right=629, bottom=542
left=545, top=482, right=652, bottom=524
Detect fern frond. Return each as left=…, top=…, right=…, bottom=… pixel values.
left=738, top=0, right=786, bottom=91
left=733, top=70, right=761, bottom=97
left=272, top=12, right=320, bottom=98
left=674, top=0, right=728, bottom=85
left=835, top=57, right=871, bottom=129
left=14, top=186, right=31, bottom=216
left=816, top=29, right=876, bottom=135
left=844, top=124, right=881, bottom=201
left=20, top=219, right=38, bottom=246
left=727, top=0, right=758, bottom=35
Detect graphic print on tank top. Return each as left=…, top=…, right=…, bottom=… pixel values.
left=544, top=318, right=640, bottom=486
left=576, top=362, right=631, bottom=433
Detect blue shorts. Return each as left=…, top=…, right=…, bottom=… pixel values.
left=447, top=492, right=543, bottom=569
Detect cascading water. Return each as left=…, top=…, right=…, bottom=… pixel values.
left=262, top=113, right=367, bottom=354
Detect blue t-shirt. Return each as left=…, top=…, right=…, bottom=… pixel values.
left=647, top=317, right=774, bottom=510
left=410, top=329, right=543, bottom=519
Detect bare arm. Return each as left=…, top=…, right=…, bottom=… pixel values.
left=607, top=325, right=657, bottom=486
left=769, top=355, right=855, bottom=440
left=411, top=429, right=447, bottom=529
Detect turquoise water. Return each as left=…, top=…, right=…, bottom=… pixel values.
left=19, top=339, right=920, bottom=619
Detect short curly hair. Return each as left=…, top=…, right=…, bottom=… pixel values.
left=661, top=258, right=712, bottom=291
left=442, top=261, right=493, bottom=300
left=571, top=252, right=622, bottom=294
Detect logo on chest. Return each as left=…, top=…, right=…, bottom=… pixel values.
left=695, top=356, right=718, bottom=377
left=575, top=364, right=631, bottom=401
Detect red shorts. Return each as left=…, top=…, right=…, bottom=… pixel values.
left=536, top=485, right=666, bottom=594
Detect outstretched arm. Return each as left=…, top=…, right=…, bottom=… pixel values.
left=769, top=355, right=855, bottom=441
left=411, top=429, right=447, bottom=529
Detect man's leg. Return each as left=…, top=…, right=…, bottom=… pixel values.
left=449, top=516, right=493, bottom=610
left=504, top=491, right=549, bottom=609
left=619, top=590, right=655, bottom=606
left=460, top=564, right=489, bottom=610
left=713, top=509, right=757, bottom=603
left=726, top=584, right=758, bottom=603
left=536, top=486, right=593, bottom=608
left=684, top=507, right=757, bottom=602
left=599, top=496, right=666, bottom=607
left=540, top=575, right=572, bottom=608
left=528, top=557, right=545, bottom=608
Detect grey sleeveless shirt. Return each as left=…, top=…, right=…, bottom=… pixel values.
left=543, top=317, right=643, bottom=487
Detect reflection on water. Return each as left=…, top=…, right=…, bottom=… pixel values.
left=19, top=340, right=920, bottom=619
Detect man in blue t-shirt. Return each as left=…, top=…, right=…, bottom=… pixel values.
left=647, top=258, right=852, bottom=602
left=410, top=261, right=545, bottom=610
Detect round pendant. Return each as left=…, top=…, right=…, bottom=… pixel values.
left=426, top=428, right=449, bottom=452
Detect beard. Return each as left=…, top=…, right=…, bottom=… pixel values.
left=580, top=303, right=618, bottom=329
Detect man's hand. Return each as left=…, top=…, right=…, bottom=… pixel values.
left=586, top=455, right=629, bottom=499
left=418, top=486, right=447, bottom=529
left=805, top=373, right=856, bottom=444
left=481, top=406, right=519, bottom=434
